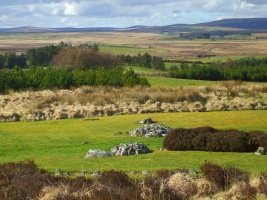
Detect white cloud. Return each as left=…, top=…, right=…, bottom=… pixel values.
left=64, top=2, right=78, bottom=16
left=0, top=0, right=266, bottom=28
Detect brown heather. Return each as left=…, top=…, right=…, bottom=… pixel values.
left=1, top=160, right=267, bottom=199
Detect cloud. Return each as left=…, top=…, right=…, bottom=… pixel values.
left=0, top=0, right=266, bottom=27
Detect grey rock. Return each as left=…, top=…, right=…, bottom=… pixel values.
left=115, top=150, right=122, bottom=156
left=255, top=147, right=265, bottom=155
left=93, top=170, right=101, bottom=176
left=128, top=147, right=136, bottom=155
left=135, top=149, right=143, bottom=154
left=84, top=149, right=112, bottom=158
left=83, top=141, right=89, bottom=144
left=80, top=170, right=86, bottom=176
left=128, top=124, right=172, bottom=138
left=142, top=170, right=149, bottom=175
left=189, top=168, right=199, bottom=175
left=55, top=168, right=61, bottom=176
left=111, top=142, right=150, bottom=156
left=121, top=150, right=128, bottom=156
left=113, top=131, right=122, bottom=136
left=139, top=117, right=153, bottom=124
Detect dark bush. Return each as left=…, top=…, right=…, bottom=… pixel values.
left=91, top=170, right=141, bottom=200
left=155, top=169, right=175, bottom=181
left=143, top=175, right=179, bottom=200
left=163, top=126, right=267, bottom=152
left=0, top=160, right=52, bottom=199
left=200, top=161, right=249, bottom=190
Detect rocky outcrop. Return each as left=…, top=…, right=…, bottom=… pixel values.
left=110, top=142, right=150, bottom=156
left=128, top=124, right=172, bottom=137
left=84, top=142, right=150, bottom=158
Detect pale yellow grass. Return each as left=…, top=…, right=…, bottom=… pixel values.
left=0, top=82, right=267, bottom=122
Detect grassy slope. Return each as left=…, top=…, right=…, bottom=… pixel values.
left=0, top=111, right=267, bottom=175
left=146, top=76, right=217, bottom=87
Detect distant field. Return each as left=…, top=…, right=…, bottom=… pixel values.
left=145, top=77, right=217, bottom=87
left=99, top=44, right=155, bottom=55
left=0, top=111, right=266, bottom=175
left=1, top=32, right=267, bottom=60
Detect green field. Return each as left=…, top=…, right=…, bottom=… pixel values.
left=0, top=111, right=267, bottom=175
left=146, top=76, right=218, bottom=87
left=99, top=44, right=155, bottom=55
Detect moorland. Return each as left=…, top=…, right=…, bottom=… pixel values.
left=1, top=18, right=267, bottom=199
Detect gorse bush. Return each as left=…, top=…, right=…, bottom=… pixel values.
left=163, top=126, right=267, bottom=152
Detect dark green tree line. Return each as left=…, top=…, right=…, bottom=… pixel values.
left=169, top=57, right=267, bottom=82
left=0, top=66, right=149, bottom=93
left=120, top=53, right=165, bottom=70
left=0, top=52, right=27, bottom=69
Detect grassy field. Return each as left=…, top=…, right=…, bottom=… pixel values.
left=99, top=44, right=155, bottom=55
left=1, top=32, right=267, bottom=60
left=0, top=110, right=267, bottom=176
left=1, top=31, right=267, bottom=178
left=146, top=76, right=218, bottom=87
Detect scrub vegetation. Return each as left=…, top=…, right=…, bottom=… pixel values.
left=1, top=29, right=267, bottom=199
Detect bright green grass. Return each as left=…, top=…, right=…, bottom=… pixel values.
left=126, top=65, right=165, bottom=74
left=99, top=44, right=155, bottom=55
left=190, top=55, right=267, bottom=63
left=164, top=62, right=182, bottom=69
left=146, top=76, right=218, bottom=87
left=0, top=111, right=267, bottom=175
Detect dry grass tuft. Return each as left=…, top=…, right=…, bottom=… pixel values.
left=167, top=173, right=198, bottom=200
left=195, top=178, right=220, bottom=197
left=0, top=81, right=267, bottom=121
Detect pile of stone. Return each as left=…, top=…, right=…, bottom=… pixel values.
left=84, top=149, right=111, bottom=158
left=111, top=142, right=150, bottom=156
left=128, top=124, right=172, bottom=137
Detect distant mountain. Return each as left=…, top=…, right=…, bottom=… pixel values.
left=0, top=18, right=267, bottom=34
left=0, top=26, right=58, bottom=33
left=0, top=26, right=118, bottom=34
left=195, top=18, right=267, bottom=30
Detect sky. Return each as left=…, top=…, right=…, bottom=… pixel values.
left=0, top=0, right=266, bottom=28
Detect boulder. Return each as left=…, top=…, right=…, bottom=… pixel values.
left=142, top=170, right=149, bottom=175
left=255, top=147, right=265, bottom=155
left=139, top=117, right=153, bottom=124
left=55, top=168, right=61, bottom=176
left=93, top=170, right=101, bottom=176
left=84, top=149, right=111, bottom=158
